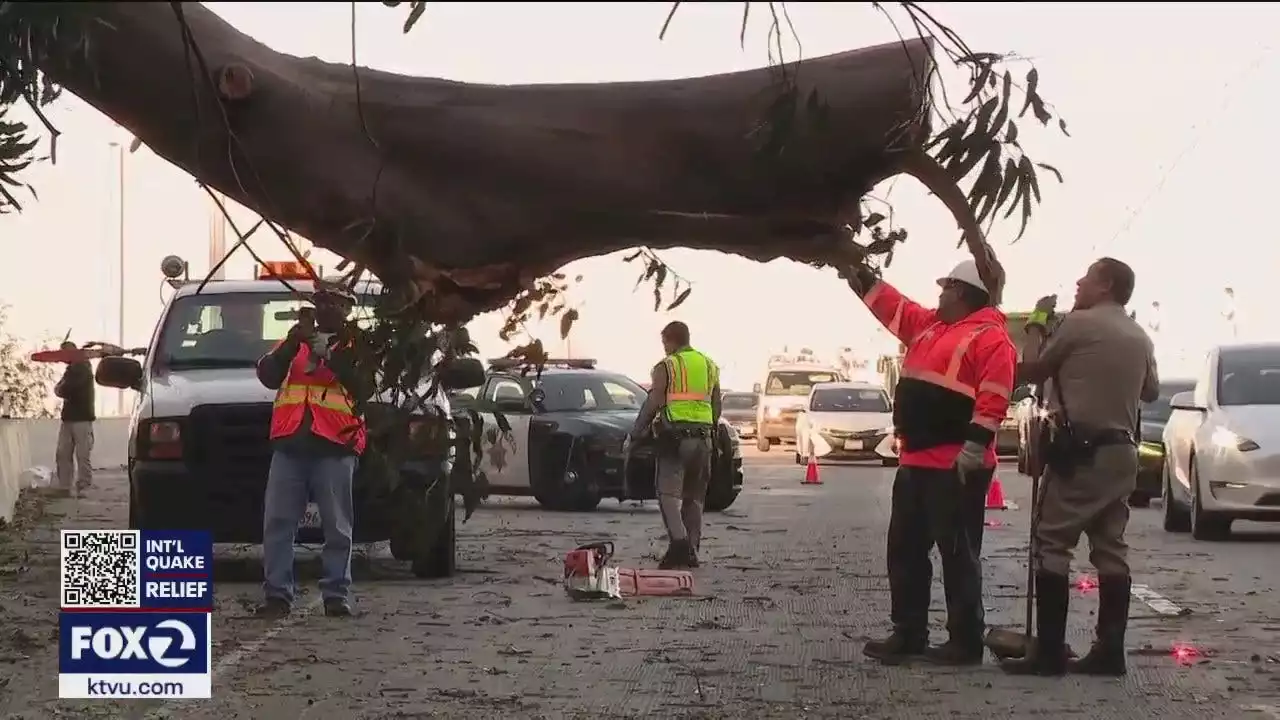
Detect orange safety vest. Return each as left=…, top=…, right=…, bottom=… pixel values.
left=269, top=342, right=367, bottom=455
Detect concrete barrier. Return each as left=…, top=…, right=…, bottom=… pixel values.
left=0, top=420, right=33, bottom=525
left=0, top=418, right=131, bottom=525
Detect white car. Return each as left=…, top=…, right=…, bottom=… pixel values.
left=1162, top=342, right=1280, bottom=540
left=794, top=381, right=896, bottom=466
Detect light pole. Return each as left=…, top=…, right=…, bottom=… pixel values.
left=208, top=190, right=227, bottom=280
left=109, top=141, right=126, bottom=417
left=1223, top=287, right=1237, bottom=340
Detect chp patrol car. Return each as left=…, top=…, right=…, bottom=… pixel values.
left=449, top=358, right=744, bottom=512
left=94, top=257, right=481, bottom=578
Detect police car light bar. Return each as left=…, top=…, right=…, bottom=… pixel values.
left=487, top=357, right=597, bottom=370
left=257, top=260, right=319, bottom=280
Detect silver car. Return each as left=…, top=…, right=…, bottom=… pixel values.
left=721, top=391, right=758, bottom=439
left=1162, top=342, right=1280, bottom=540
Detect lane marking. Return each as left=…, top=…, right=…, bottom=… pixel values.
left=139, top=596, right=323, bottom=720
left=213, top=595, right=324, bottom=677
left=1130, top=583, right=1184, bottom=616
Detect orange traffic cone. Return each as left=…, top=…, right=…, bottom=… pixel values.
left=985, top=474, right=1007, bottom=510
left=803, top=447, right=822, bottom=485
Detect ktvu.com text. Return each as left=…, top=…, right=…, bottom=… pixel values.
left=58, top=530, right=215, bottom=700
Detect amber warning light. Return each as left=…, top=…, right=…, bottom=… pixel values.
left=257, top=260, right=317, bottom=280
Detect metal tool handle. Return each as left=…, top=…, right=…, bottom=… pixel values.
left=575, top=541, right=615, bottom=565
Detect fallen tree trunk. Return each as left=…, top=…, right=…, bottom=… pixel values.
left=38, top=3, right=1003, bottom=317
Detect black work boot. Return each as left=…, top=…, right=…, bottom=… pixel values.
left=923, top=636, right=985, bottom=666
left=1002, top=571, right=1070, bottom=676
left=1069, top=574, right=1130, bottom=676
left=863, top=630, right=927, bottom=665
left=254, top=597, right=291, bottom=619
left=658, top=539, right=695, bottom=569
left=323, top=597, right=353, bottom=618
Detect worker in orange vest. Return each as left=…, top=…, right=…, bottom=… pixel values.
left=255, top=285, right=369, bottom=618
left=842, top=259, right=1016, bottom=667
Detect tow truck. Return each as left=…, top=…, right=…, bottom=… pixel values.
left=95, top=257, right=483, bottom=578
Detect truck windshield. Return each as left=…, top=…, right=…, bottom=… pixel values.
left=765, top=370, right=840, bottom=397
left=722, top=393, right=758, bottom=410
left=154, top=292, right=378, bottom=370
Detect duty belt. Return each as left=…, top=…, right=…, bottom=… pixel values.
left=1090, top=428, right=1136, bottom=447
left=660, top=425, right=712, bottom=440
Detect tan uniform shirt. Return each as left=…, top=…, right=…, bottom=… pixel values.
left=1039, top=304, right=1159, bottom=433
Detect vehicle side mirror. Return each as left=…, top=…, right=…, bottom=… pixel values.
left=438, top=358, right=485, bottom=391
left=1011, top=385, right=1033, bottom=403
left=1168, top=391, right=1205, bottom=412
left=493, top=397, right=528, bottom=413
left=752, top=383, right=762, bottom=394
left=96, top=356, right=144, bottom=392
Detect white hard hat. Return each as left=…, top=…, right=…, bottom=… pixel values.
left=937, top=259, right=986, bottom=293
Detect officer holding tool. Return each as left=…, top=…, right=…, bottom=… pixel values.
left=1002, top=258, right=1158, bottom=677
left=843, top=258, right=1016, bottom=667
left=627, top=321, right=722, bottom=570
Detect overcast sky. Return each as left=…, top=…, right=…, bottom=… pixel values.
left=1, top=2, right=1273, bottom=409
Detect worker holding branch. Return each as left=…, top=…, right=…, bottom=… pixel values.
left=1002, top=258, right=1158, bottom=677
left=841, top=257, right=1016, bottom=666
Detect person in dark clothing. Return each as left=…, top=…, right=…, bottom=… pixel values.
left=54, top=341, right=96, bottom=493
left=842, top=259, right=1017, bottom=666
left=254, top=287, right=371, bottom=618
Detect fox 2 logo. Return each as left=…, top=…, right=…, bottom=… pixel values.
left=59, top=612, right=211, bottom=675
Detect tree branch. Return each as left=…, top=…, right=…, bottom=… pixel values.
left=38, top=2, right=939, bottom=320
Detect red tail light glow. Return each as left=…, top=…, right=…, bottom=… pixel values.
left=1074, top=575, right=1098, bottom=592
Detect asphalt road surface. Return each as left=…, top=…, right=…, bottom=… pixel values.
left=2, top=447, right=1280, bottom=719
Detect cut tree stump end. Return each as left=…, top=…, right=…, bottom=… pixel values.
left=216, top=64, right=254, bottom=101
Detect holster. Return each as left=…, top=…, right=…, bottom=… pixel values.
left=1044, top=424, right=1135, bottom=479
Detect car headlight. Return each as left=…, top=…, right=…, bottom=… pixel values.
left=1138, top=441, right=1163, bottom=457
left=1211, top=427, right=1260, bottom=452
left=766, top=406, right=781, bottom=419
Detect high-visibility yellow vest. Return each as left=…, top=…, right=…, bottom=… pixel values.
left=662, top=348, right=718, bottom=425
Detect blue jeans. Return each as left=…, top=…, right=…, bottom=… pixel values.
left=262, top=449, right=356, bottom=603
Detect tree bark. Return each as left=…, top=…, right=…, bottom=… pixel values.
left=39, top=2, right=939, bottom=319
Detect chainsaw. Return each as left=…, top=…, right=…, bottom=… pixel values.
left=30, top=341, right=147, bottom=364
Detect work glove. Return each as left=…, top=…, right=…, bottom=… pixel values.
left=954, top=441, right=987, bottom=477
left=1025, top=294, right=1057, bottom=333
left=836, top=263, right=880, bottom=298
left=305, top=332, right=335, bottom=373
left=621, top=433, right=633, bottom=456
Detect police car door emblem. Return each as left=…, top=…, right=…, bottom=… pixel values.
left=484, top=426, right=509, bottom=471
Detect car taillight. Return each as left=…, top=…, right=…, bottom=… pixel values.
left=145, top=421, right=182, bottom=460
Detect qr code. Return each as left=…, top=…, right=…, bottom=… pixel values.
left=60, top=530, right=141, bottom=608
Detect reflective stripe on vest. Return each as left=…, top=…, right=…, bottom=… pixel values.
left=663, top=348, right=717, bottom=425
left=899, top=324, right=998, bottom=399
left=273, top=383, right=356, bottom=414
left=269, top=342, right=366, bottom=453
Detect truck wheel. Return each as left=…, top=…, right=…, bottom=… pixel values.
left=128, top=481, right=140, bottom=530
left=412, top=498, right=456, bottom=578
left=757, top=436, right=771, bottom=452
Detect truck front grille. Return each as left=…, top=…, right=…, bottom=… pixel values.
left=186, top=403, right=275, bottom=478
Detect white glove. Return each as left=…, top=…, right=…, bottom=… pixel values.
left=305, top=332, right=335, bottom=372
left=954, top=441, right=987, bottom=476
left=621, top=434, right=633, bottom=455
